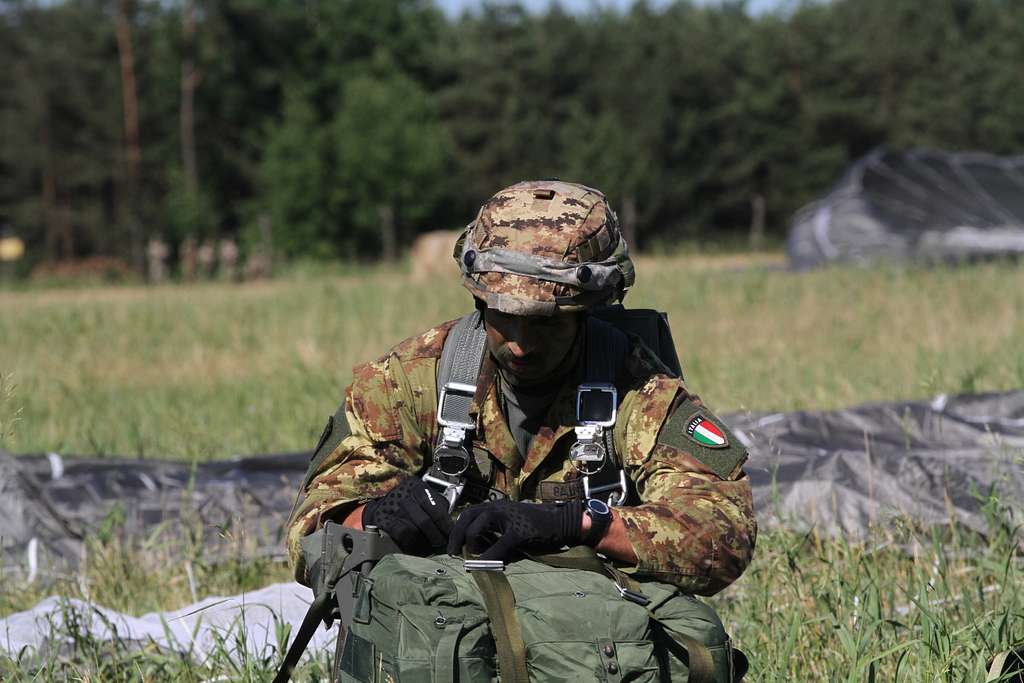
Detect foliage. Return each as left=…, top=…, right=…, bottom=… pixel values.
left=332, top=61, right=449, bottom=259
left=4, top=0, right=1024, bottom=268
left=258, top=86, right=332, bottom=259
left=164, top=167, right=219, bottom=242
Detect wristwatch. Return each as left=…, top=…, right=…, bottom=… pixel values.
left=582, top=498, right=613, bottom=546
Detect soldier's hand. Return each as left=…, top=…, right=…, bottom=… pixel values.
left=447, top=500, right=583, bottom=561
left=361, top=475, right=453, bottom=555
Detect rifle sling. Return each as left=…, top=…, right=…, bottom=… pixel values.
left=272, top=591, right=332, bottom=683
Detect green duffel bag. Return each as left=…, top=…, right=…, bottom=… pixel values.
left=336, top=550, right=744, bottom=683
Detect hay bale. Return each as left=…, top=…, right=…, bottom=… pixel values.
left=410, top=230, right=460, bottom=282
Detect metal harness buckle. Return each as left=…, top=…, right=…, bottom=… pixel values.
left=422, top=470, right=466, bottom=513
left=434, top=381, right=476, bottom=475
left=426, top=382, right=477, bottom=512
left=584, top=469, right=629, bottom=507
left=570, top=384, right=618, bottom=475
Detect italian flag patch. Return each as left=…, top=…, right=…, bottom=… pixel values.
left=685, top=414, right=729, bottom=448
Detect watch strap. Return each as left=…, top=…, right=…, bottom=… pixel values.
left=583, top=501, right=612, bottom=546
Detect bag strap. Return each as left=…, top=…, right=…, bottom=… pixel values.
left=643, top=613, right=717, bottom=683
left=471, top=569, right=531, bottom=683
left=434, top=620, right=470, bottom=683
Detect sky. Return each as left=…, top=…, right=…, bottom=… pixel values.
left=436, top=0, right=789, bottom=18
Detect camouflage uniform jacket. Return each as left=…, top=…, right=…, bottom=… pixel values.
left=288, top=319, right=757, bottom=596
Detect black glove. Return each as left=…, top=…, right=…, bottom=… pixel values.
left=446, top=499, right=583, bottom=561
left=362, top=475, right=453, bottom=555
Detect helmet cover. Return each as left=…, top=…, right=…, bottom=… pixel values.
left=455, top=180, right=635, bottom=315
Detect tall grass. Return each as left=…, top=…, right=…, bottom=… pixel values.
left=2, top=504, right=1019, bottom=680
left=717, top=518, right=1023, bottom=680
left=2, top=257, right=1022, bottom=458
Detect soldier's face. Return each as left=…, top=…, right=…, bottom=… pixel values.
left=484, top=309, right=583, bottom=383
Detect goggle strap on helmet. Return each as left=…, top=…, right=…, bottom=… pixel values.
left=459, top=234, right=634, bottom=294
left=573, top=221, right=616, bottom=263
left=608, top=236, right=635, bottom=290
left=463, top=282, right=615, bottom=316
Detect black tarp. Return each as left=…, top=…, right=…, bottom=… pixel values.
left=787, top=148, right=1024, bottom=268
left=3, top=391, right=1023, bottom=582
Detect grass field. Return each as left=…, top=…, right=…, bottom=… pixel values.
left=2, top=254, right=1023, bottom=680
left=2, top=254, right=1023, bottom=458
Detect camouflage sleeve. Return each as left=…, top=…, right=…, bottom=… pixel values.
left=285, top=353, right=432, bottom=581
left=614, top=379, right=757, bottom=596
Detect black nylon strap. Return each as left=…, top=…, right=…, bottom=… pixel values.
left=584, top=316, right=629, bottom=387
left=580, top=316, right=631, bottom=502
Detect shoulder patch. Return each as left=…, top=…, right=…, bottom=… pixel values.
left=657, top=398, right=746, bottom=480
left=684, top=412, right=729, bottom=448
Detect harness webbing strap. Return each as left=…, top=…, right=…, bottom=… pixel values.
left=471, top=569, right=530, bottom=683
left=584, top=316, right=628, bottom=387
left=436, top=311, right=487, bottom=428
left=579, top=317, right=630, bottom=504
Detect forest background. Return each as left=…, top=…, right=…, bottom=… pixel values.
left=4, top=0, right=1024, bottom=275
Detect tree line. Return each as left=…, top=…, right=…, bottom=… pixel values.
left=2, top=0, right=1022, bottom=274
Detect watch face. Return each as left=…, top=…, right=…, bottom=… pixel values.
left=587, top=498, right=611, bottom=516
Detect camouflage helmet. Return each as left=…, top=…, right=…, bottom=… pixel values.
left=455, top=180, right=635, bottom=316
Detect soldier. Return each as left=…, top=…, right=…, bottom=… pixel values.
left=180, top=236, right=198, bottom=281
left=218, top=237, right=239, bottom=281
left=146, top=236, right=169, bottom=283
left=196, top=239, right=216, bottom=279
left=288, top=180, right=756, bottom=599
